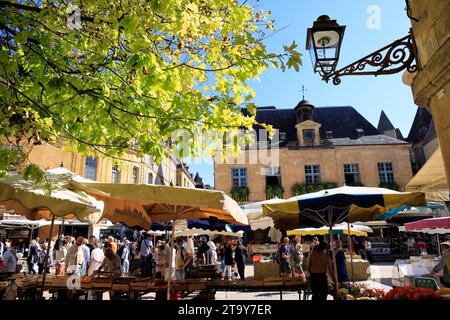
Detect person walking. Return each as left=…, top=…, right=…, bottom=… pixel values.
left=107, top=236, right=118, bottom=253
left=290, top=243, right=305, bottom=280
left=333, top=240, right=348, bottom=283
left=279, top=237, right=292, bottom=278
left=174, top=238, right=188, bottom=280
left=428, top=241, right=450, bottom=287
left=196, top=236, right=209, bottom=265
left=139, top=233, right=153, bottom=277
left=223, top=239, right=234, bottom=280
left=2, top=247, right=17, bottom=273
left=54, top=239, right=67, bottom=275
left=120, top=240, right=131, bottom=276
left=27, top=239, right=39, bottom=274
left=234, top=239, right=246, bottom=280
left=362, top=238, right=372, bottom=263
left=65, top=236, right=90, bottom=276
left=88, top=240, right=104, bottom=276
left=306, top=241, right=336, bottom=301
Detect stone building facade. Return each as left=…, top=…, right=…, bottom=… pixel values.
left=23, top=141, right=196, bottom=188
left=214, top=100, right=413, bottom=203
left=407, top=0, right=450, bottom=193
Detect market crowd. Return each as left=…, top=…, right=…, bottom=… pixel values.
left=0, top=233, right=249, bottom=281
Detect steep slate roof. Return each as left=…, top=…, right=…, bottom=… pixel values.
left=329, top=135, right=408, bottom=146
left=407, top=107, right=433, bottom=144
left=423, top=119, right=437, bottom=145
left=395, top=128, right=405, bottom=140
left=243, top=105, right=382, bottom=142
left=377, top=110, right=396, bottom=132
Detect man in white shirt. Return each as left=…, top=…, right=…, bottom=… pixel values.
left=88, top=241, right=104, bottom=276
left=139, top=233, right=153, bottom=277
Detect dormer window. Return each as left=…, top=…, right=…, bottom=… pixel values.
left=325, top=131, right=333, bottom=139
left=303, top=129, right=315, bottom=144
left=301, top=110, right=311, bottom=121
left=355, top=128, right=364, bottom=138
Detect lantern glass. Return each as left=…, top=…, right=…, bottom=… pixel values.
left=306, top=16, right=346, bottom=76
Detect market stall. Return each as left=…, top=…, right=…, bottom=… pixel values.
left=262, top=186, right=426, bottom=294
left=81, top=182, right=248, bottom=300
left=0, top=169, right=105, bottom=296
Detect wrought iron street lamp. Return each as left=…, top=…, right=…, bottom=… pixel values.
left=307, top=15, right=419, bottom=85
left=306, top=15, right=346, bottom=77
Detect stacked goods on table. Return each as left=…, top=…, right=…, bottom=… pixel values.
left=14, top=274, right=38, bottom=288
left=338, top=283, right=385, bottom=300
left=382, top=286, right=443, bottom=300
left=130, top=278, right=154, bottom=291
left=345, top=259, right=370, bottom=280
left=40, top=275, right=69, bottom=287
left=80, top=276, right=93, bottom=289
left=253, top=261, right=279, bottom=280
left=91, top=277, right=113, bottom=289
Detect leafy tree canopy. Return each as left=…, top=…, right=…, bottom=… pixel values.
left=0, top=0, right=302, bottom=178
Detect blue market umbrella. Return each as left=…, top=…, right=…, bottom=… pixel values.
left=150, top=217, right=228, bottom=232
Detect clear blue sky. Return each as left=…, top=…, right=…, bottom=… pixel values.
left=185, top=0, right=418, bottom=187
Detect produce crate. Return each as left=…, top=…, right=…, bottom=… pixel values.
left=346, top=259, right=370, bottom=280
left=45, top=275, right=68, bottom=287
left=130, top=282, right=152, bottom=291
left=263, top=277, right=284, bottom=287
left=112, top=283, right=130, bottom=291
left=283, top=279, right=305, bottom=287
left=253, top=262, right=279, bottom=280
left=243, top=280, right=264, bottom=288
left=91, top=278, right=113, bottom=289
left=188, top=282, right=207, bottom=291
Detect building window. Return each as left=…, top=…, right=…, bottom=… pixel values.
left=303, top=129, right=315, bottom=144
left=112, top=165, right=120, bottom=183
left=378, top=162, right=394, bottom=184
left=344, top=164, right=361, bottom=185
left=264, top=167, right=281, bottom=186
left=305, top=165, right=320, bottom=184
left=147, top=173, right=153, bottom=184
left=232, top=168, right=247, bottom=187
left=132, top=166, right=139, bottom=184
left=355, top=128, right=364, bottom=138
left=84, top=157, right=97, bottom=181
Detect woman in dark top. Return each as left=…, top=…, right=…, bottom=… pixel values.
left=223, top=239, right=234, bottom=280
left=307, top=241, right=336, bottom=301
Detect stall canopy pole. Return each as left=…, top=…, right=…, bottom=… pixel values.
left=58, top=218, right=65, bottom=240
left=347, top=221, right=355, bottom=282
left=437, top=234, right=441, bottom=257
left=41, top=213, right=55, bottom=293
left=328, top=208, right=339, bottom=299
left=28, top=225, right=34, bottom=253
left=167, top=209, right=177, bottom=301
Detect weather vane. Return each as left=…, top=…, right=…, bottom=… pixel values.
left=300, top=85, right=307, bottom=100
